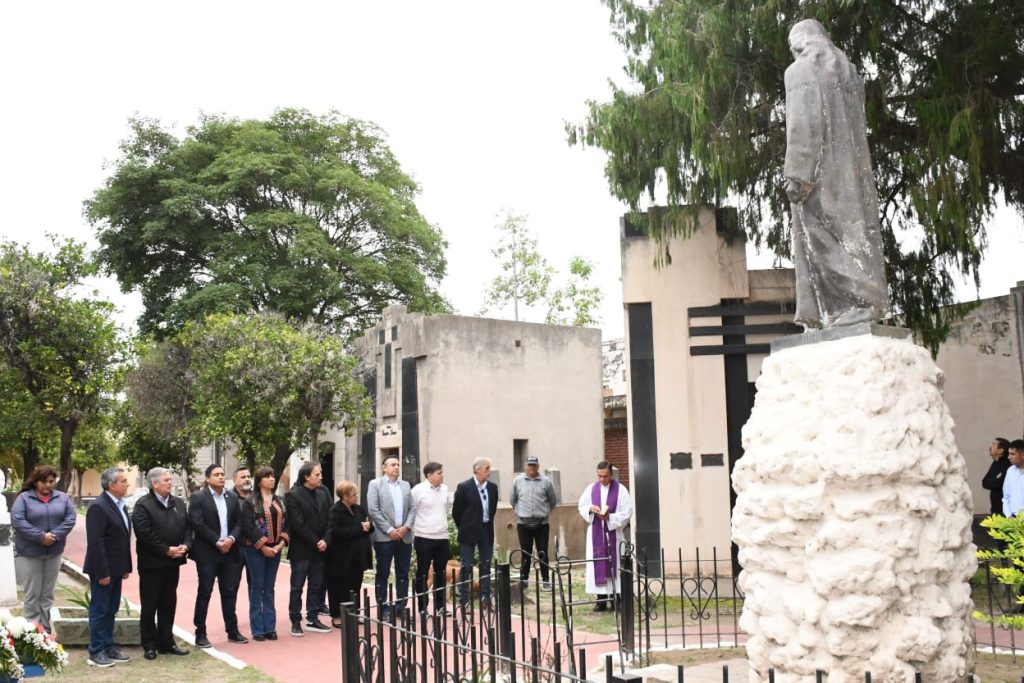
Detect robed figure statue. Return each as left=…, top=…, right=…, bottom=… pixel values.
left=784, top=19, right=889, bottom=329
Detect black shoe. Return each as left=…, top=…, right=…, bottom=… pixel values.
left=594, top=602, right=608, bottom=613
left=87, top=652, right=115, bottom=668
left=195, top=634, right=212, bottom=649
left=106, top=646, right=131, bottom=663
left=227, top=632, right=249, bottom=644
left=144, top=649, right=157, bottom=661
left=290, top=622, right=304, bottom=637
left=265, top=632, right=278, bottom=641
left=253, top=634, right=267, bottom=641
left=305, top=619, right=332, bottom=633
left=158, top=645, right=189, bottom=656
left=379, top=607, right=392, bottom=623
left=318, top=605, right=330, bottom=615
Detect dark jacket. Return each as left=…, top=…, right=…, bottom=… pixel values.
left=11, top=489, right=76, bottom=557
left=240, top=494, right=289, bottom=548
left=82, top=493, right=133, bottom=580
left=188, top=487, right=242, bottom=564
left=284, top=483, right=332, bottom=562
left=132, top=492, right=192, bottom=571
left=983, top=455, right=1012, bottom=515
left=452, top=477, right=498, bottom=545
left=327, top=502, right=373, bottom=577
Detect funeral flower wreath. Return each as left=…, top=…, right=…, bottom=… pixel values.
left=0, top=610, right=69, bottom=676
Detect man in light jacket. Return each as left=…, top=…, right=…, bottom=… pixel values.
left=366, top=456, right=415, bottom=621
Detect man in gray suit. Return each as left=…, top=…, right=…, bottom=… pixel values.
left=366, top=456, right=415, bottom=621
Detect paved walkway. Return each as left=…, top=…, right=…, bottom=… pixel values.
left=62, top=518, right=625, bottom=682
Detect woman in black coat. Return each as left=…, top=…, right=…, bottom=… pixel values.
left=326, top=481, right=373, bottom=627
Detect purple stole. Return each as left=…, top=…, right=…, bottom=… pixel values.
left=591, top=479, right=620, bottom=585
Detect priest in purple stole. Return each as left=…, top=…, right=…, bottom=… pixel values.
left=576, top=461, right=633, bottom=611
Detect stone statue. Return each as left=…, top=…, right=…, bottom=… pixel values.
left=784, top=19, right=889, bottom=329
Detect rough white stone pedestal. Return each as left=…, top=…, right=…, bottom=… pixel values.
left=731, top=331, right=975, bottom=682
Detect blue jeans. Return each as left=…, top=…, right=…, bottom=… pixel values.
left=244, top=546, right=281, bottom=636
left=459, top=536, right=494, bottom=603
left=374, top=540, right=412, bottom=610
left=289, top=555, right=326, bottom=624
left=88, top=576, right=122, bottom=656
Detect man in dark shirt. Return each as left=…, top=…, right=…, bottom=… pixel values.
left=132, top=467, right=191, bottom=660
left=982, top=437, right=1012, bottom=515
left=284, top=462, right=333, bottom=636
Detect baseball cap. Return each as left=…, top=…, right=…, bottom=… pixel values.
left=525, top=456, right=539, bottom=466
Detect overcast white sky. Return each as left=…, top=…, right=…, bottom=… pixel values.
left=1, top=1, right=1021, bottom=342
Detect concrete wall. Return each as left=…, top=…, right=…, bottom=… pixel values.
left=621, top=208, right=749, bottom=559
left=936, top=292, right=1024, bottom=514
left=354, top=306, right=605, bottom=507
left=494, top=504, right=588, bottom=561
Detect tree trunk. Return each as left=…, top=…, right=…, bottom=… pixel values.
left=56, top=421, right=77, bottom=493
left=241, top=441, right=257, bottom=473
left=308, top=429, right=319, bottom=464
left=180, top=444, right=198, bottom=494
left=73, top=468, right=85, bottom=504
left=21, top=439, right=40, bottom=478
left=270, top=441, right=295, bottom=493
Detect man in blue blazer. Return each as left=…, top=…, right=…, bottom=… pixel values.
left=83, top=467, right=133, bottom=668
left=452, top=457, right=499, bottom=606
left=188, top=464, right=245, bottom=648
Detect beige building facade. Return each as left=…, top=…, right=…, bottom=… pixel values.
left=348, top=306, right=604, bottom=507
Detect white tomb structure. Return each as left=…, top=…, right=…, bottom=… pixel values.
left=732, top=329, right=975, bottom=681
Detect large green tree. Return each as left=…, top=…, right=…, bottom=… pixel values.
left=121, top=339, right=200, bottom=485
left=0, top=240, right=131, bottom=490
left=570, top=0, right=1023, bottom=351
left=86, top=108, right=449, bottom=340
left=182, top=312, right=370, bottom=483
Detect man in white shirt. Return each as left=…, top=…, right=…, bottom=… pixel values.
left=577, top=461, right=633, bottom=612
left=1003, top=441, right=1024, bottom=517
left=410, top=462, right=450, bottom=614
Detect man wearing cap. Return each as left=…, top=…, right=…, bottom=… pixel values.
left=509, top=456, right=558, bottom=590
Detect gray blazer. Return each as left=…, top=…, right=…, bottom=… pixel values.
left=366, top=476, right=415, bottom=544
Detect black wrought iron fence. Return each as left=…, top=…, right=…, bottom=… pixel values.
left=339, top=548, right=1020, bottom=682
left=339, top=565, right=592, bottom=683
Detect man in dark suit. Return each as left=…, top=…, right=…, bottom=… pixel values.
left=452, top=457, right=499, bottom=605
left=188, top=464, right=246, bottom=648
left=83, top=467, right=133, bottom=668
left=132, top=467, right=192, bottom=660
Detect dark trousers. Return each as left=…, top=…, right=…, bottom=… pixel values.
left=459, top=535, right=494, bottom=603
left=414, top=537, right=449, bottom=612
left=88, top=576, right=122, bottom=656
left=516, top=523, right=551, bottom=583
left=139, top=566, right=180, bottom=650
left=193, top=554, right=241, bottom=636
left=289, top=555, right=326, bottom=624
left=327, top=567, right=364, bottom=619
left=374, top=540, right=412, bottom=610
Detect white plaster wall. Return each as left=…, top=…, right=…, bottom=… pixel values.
left=935, top=295, right=1024, bottom=514
left=417, top=315, right=604, bottom=503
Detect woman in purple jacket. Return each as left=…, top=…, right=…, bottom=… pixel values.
left=11, top=465, right=77, bottom=632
